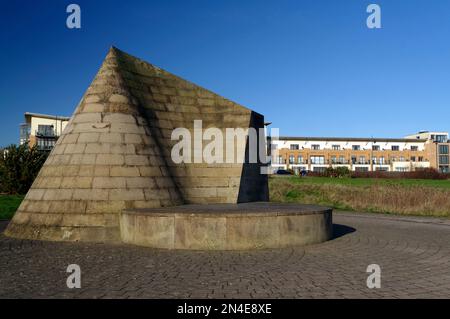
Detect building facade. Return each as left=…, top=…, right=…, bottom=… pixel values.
left=270, top=131, right=450, bottom=174
left=19, top=112, right=70, bottom=151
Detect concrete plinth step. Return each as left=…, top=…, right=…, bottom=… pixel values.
left=120, top=202, right=333, bottom=250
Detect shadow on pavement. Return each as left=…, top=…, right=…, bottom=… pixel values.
left=0, top=220, right=11, bottom=233
left=332, top=224, right=356, bottom=239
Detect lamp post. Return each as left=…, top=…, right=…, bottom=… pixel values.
left=264, top=122, right=273, bottom=172
left=371, top=139, right=376, bottom=172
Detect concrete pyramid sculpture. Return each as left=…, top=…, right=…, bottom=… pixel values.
left=5, top=47, right=268, bottom=243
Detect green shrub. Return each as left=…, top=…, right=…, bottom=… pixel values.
left=351, top=168, right=447, bottom=180
left=324, top=166, right=351, bottom=178
left=0, top=144, right=49, bottom=194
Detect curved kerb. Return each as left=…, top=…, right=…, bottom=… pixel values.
left=119, top=203, right=333, bottom=250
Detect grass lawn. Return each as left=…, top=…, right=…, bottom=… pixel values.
left=1, top=176, right=450, bottom=220
left=284, top=176, right=450, bottom=189
left=0, top=195, right=24, bottom=220
left=270, top=176, right=450, bottom=218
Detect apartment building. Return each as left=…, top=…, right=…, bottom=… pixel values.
left=270, top=131, right=450, bottom=174
left=19, top=112, right=70, bottom=151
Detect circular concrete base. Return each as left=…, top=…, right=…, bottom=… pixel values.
left=119, top=202, right=333, bottom=250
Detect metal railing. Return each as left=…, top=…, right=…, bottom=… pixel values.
left=35, top=129, right=57, bottom=138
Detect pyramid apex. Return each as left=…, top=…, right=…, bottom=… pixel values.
left=109, top=45, right=119, bottom=52
left=105, top=45, right=124, bottom=58
left=105, top=46, right=117, bottom=57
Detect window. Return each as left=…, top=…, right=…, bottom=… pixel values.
left=332, top=145, right=340, bottom=150
left=311, top=144, right=320, bottom=150
left=359, top=156, right=366, bottom=164
left=372, top=145, right=380, bottom=151
left=339, top=156, right=345, bottom=164
left=310, top=156, right=325, bottom=165
left=355, top=167, right=369, bottom=172
left=351, top=156, right=357, bottom=164
left=37, top=125, right=55, bottom=137
left=439, top=156, right=449, bottom=165
left=276, top=156, right=283, bottom=164
left=391, top=145, right=399, bottom=151
left=36, top=138, right=56, bottom=151
left=399, top=156, right=405, bottom=162
left=290, top=144, right=299, bottom=150
left=289, top=155, right=295, bottom=164
left=19, top=124, right=31, bottom=144
left=352, top=145, right=360, bottom=151
left=418, top=156, right=424, bottom=162
left=435, top=135, right=448, bottom=143
left=411, top=146, right=418, bottom=151
left=331, top=156, right=337, bottom=164
left=297, top=155, right=303, bottom=164
left=379, top=156, right=385, bottom=164
left=376, top=167, right=388, bottom=172
left=313, top=167, right=326, bottom=173
left=439, top=145, right=449, bottom=155
left=411, top=156, right=416, bottom=162
left=396, top=167, right=408, bottom=172
left=372, top=156, right=377, bottom=164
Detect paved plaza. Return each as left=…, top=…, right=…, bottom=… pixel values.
left=1, top=211, right=450, bottom=299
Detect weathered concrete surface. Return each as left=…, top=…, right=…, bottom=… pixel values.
left=5, top=47, right=268, bottom=243
left=2, top=212, right=450, bottom=298
left=120, top=203, right=333, bottom=250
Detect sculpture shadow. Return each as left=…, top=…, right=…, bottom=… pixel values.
left=332, top=224, right=356, bottom=239
left=237, top=111, right=269, bottom=203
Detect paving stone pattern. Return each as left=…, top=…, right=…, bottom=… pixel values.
left=1, top=212, right=450, bottom=298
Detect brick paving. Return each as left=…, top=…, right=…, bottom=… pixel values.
left=1, top=211, right=450, bottom=299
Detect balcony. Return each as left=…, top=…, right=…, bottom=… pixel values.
left=278, top=158, right=402, bottom=166
left=37, top=145, right=55, bottom=151
left=35, top=129, right=57, bottom=138
left=20, top=124, right=31, bottom=141
left=372, top=161, right=390, bottom=165
left=36, top=136, right=57, bottom=152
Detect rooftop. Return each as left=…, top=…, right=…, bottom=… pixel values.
left=24, top=112, right=70, bottom=121
left=277, top=136, right=428, bottom=143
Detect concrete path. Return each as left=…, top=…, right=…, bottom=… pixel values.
left=1, top=211, right=449, bottom=298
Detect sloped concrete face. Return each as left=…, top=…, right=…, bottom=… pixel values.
left=112, top=49, right=268, bottom=204
left=5, top=47, right=268, bottom=243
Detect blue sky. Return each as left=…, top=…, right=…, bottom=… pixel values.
left=1, top=0, right=450, bottom=147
